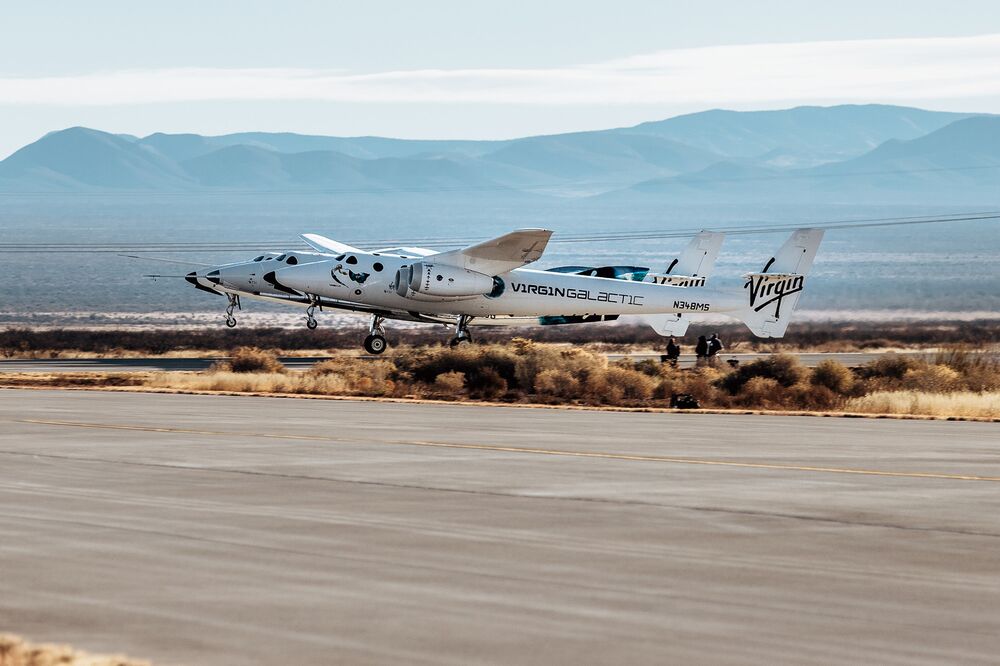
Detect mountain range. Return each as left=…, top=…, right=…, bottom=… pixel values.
left=1, top=104, right=997, bottom=202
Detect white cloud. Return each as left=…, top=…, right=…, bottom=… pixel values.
left=2, top=34, right=1000, bottom=107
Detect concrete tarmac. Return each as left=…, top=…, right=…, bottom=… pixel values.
left=0, top=350, right=930, bottom=373
left=1, top=389, right=998, bottom=664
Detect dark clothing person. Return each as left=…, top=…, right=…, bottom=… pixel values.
left=695, top=336, right=709, bottom=358
left=666, top=338, right=681, bottom=366
left=708, top=334, right=724, bottom=357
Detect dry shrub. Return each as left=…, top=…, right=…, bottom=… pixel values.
left=846, top=391, right=1000, bottom=418
left=900, top=364, right=962, bottom=392
left=677, top=366, right=725, bottom=406
left=535, top=368, right=580, bottom=400
left=309, top=358, right=395, bottom=396
left=467, top=367, right=507, bottom=400
left=734, top=376, right=782, bottom=408
left=0, top=634, right=149, bottom=666
left=856, top=353, right=921, bottom=382
left=434, top=371, right=465, bottom=396
left=603, top=365, right=656, bottom=402
left=810, top=359, right=854, bottom=394
left=512, top=342, right=606, bottom=393
left=720, top=353, right=807, bottom=394
left=214, top=346, right=285, bottom=373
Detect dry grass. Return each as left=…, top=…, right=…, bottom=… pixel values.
left=0, top=634, right=148, bottom=666
left=845, top=391, right=1000, bottom=418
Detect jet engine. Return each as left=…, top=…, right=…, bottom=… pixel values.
left=395, top=262, right=494, bottom=299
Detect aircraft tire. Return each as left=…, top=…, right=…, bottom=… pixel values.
left=364, top=334, right=387, bottom=355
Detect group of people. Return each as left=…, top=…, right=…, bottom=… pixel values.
left=664, top=333, right=724, bottom=366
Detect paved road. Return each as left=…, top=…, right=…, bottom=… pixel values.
left=1, top=390, right=998, bottom=664
left=0, top=351, right=931, bottom=373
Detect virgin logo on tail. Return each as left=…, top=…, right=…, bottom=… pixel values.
left=744, top=274, right=804, bottom=316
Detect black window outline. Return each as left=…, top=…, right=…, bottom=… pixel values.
left=372, top=262, right=384, bottom=272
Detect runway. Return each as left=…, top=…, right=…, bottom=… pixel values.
left=1, top=390, right=999, bottom=664
left=0, top=350, right=930, bottom=373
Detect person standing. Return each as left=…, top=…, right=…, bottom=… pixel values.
left=708, top=333, right=724, bottom=364
left=666, top=337, right=681, bottom=366
left=695, top=335, right=709, bottom=365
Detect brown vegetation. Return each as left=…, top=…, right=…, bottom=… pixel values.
left=0, top=634, right=148, bottom=666
left=3, top=320, right=1000, bottom=357
left=131, top=342, right=1000, bottom=418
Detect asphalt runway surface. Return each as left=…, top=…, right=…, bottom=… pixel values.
left=2, top=390, right=999, bottom=664
left=0, top=351, right=930, bottom=373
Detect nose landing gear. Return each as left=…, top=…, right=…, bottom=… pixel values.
left=224, top=294, right=241, bottom=328
left=362, top=315, right=388, bottom=354
left=449, top=315, right=474, bottom=347
left=305, top=299, right=320, bottom=330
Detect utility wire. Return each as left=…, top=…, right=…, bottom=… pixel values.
left=3, top=211, right=999, bottom=254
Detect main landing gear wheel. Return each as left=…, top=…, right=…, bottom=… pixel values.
left=363, top=334, right=387, bottom=355
left=362, top=314, right=388, bottom=354
left=225, top=316, right=237, bottom=328
left=449, top=315, right=474, bottom=347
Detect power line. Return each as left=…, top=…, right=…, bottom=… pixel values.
left=3, top=211, right=998, bottom=254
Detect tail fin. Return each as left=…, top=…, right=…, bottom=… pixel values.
left=644, top=231, right=724, bottom=336
left=738, top=228, right=824, bottom=338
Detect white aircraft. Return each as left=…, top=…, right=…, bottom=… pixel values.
left=178, top=228, right=821, bottom=354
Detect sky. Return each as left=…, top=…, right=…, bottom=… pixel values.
left=2, top=0, right=1000, bottom=157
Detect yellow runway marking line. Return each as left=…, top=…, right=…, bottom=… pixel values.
left=18, top=418, right=1000, bottom=483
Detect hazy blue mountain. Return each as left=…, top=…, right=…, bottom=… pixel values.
left=139, top=132, right=222, bottom=162
left=481, top=131, right=721, bottom=188
left=206, top=132, right=505, bottom=159
left=1, top=106, right=997, bottom=201
left=622, top=104, right=977, bottom=165
left=181, top=144, right=508, bottom=192
left=0, top=127, right=193, bottom=190
left=621, top=116, right=1000, bottom=203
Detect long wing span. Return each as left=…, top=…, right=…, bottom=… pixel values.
left=301, top=233, right=364, bottom=255
left=430, top=228, right=553, bottom=275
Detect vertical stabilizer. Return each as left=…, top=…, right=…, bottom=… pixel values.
left=644, top=231, right=724, bottom=336
left=739, top=228, right=824, bottom=338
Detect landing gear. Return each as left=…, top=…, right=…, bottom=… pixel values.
left=363, top=334, right=387, bottom=354
left=305, top=300, right=319, bottom=330
left=224, top=294, right=240, bottom=328
left=449, top=315, right=474, bottom=347
left=362, top=315, right=388, bottom=354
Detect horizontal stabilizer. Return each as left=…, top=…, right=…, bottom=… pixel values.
left=644, top=313, right=690, bottom=337
left=431, top=228, right=553, bottom=275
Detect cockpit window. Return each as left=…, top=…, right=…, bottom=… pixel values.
left=276, top=254, right=286, bottom=261
left=346, top=255, right=358, bottom=265
left=334, top=254, right=346, bottom=261
left=286, top=256, right=298, bottom=265
left=253, top=255, right=264, bottom=262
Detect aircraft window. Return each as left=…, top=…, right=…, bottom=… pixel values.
left=346, top=255, right=358, bottom=265
left=335, top=254, right=346, bottom=261
left=265, top=257, right=273, bottom=260
left=286, top=256, right=298, bottom=265
left=276, top=254, right=286, bottom=261
left=373, top=262, right=383, bottom=272
left=436, top=274, right=443, bottom=281
left=253, top=255, right=264, bottom=262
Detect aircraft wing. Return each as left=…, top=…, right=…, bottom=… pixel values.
left=430, top=228, right=553, bottom=275
left=300, top=233, right=364, bottom=255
